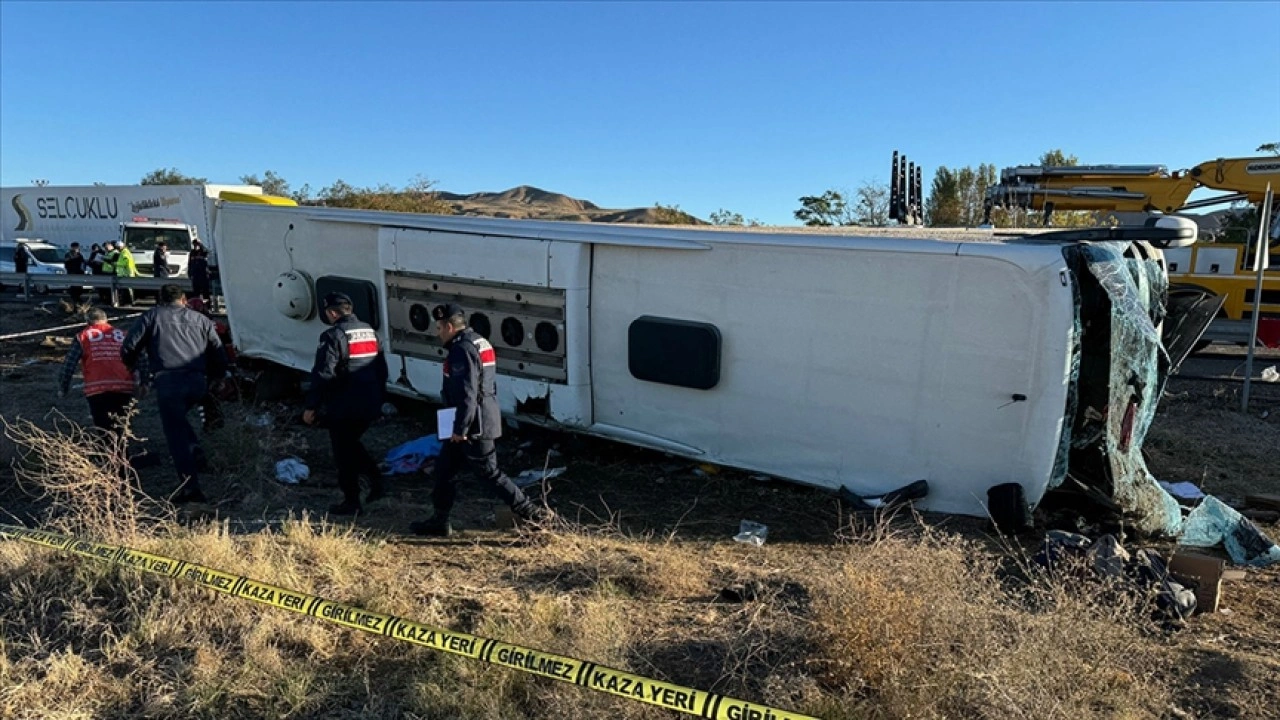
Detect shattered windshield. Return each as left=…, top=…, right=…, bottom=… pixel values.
left=1073, top=242, right=1182, bottom=535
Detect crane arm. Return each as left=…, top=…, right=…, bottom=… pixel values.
left=984, top=156, right=1280, bottom=222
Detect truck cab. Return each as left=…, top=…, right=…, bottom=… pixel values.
left=121, top=217, right=197, bottom=277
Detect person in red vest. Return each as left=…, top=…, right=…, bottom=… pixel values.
left=57, top=307, right=141, bottom=434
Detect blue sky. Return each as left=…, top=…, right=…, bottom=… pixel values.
left=2, top=1, right=1277, bottom=225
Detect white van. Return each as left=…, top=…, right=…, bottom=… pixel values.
left=0, top=240, right=68, bottom=293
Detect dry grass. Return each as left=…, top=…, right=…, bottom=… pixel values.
left=0, top=426, right=1182, bottom=720
left=1, top=407, right=159, bottom=542
left=2, top=301, right=1278, bottom=719
left=805, top=523, right=1171, bottom=720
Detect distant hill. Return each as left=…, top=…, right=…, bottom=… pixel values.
left=435, top=185, right=706, bottom=224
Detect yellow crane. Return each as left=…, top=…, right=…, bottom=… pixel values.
left=984, top=156, right=1279, bottom=323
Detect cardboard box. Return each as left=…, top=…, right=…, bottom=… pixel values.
left=1168, top=550, right=1226, bottom=614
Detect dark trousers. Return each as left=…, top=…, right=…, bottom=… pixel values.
left=328, top=417, right=381, bottom=504
left=199, top=392, right=224, bottom=431
left=154, top=371, right=207, bottom=491
left=87, top=392, right=133, bottom=434
left=92, top=268, right=111, bottom=303
left=431, top=438, right=530, bottom=520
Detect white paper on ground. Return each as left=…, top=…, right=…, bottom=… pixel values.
left=436, top=407, right=456, bottom=438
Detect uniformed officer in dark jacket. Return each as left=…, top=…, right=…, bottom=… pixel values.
left=303, top=292, right=389, bottom=516
left=152, top=241, right=171, bottom=278
left=410, top=303, right=554, bottom=537
left=121, top=284, right=227, bottom=503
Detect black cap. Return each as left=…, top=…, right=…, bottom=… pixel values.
left=431, top=303, right=465, bottom=322
left=322, top=292, right=353, bottom=309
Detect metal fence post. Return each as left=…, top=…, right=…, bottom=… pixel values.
left=1241, top=184, right=1273, bottom=414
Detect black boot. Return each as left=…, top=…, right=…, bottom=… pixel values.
left=172, top=477, right=207, bottom=504
left=515, top=502, right=557, bottom=527
left=410, top=515, right=452, bottom=537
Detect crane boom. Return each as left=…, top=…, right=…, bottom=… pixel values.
left=985, top=155, right=1280, bottom=221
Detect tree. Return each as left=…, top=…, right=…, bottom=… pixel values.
left=1038, top=149, right=1079, bottom=167
left=651, top=202, right=700, bottom=225
left=709, top=209, right=763, bottom=227
left=926, top=166, right=962, bottom=226
left=239, top=170, right=292, bottom=198
left=925, top=165, right=994, bottom=226
left=316, top=176, right=450, bottom=214
left=852, top=180, right=890, bottom=226
left=957, top=149, right=1095, bottom=228
left=1256, top=142, right=1279, bottom=156
left=710, top=209, right=745, bottom=226
left=140, top=168, right=208, bottom=185
left=795, top=190, right=851, bottom=226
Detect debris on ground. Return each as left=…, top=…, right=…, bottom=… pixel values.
left=383, top=434, right=442, bottom=475
left=733, top=520, right=768, bottom=546
left=1167, top=551, right=1226, bottom=614
left=381, top=402, right=398, bottom=417
left=1034, top=531, right=1198, bottom=619
left=1260, top=365, right=1279, bottom=383
left=513, top=466, right=566, bottom=488
left=245, top=412, right=273, bottom=428
left=1180, top=496, right=1280, bottom=567
left=1159, top=481, right=1206, bottom=503
left=274, top=457, right=309, bottom=485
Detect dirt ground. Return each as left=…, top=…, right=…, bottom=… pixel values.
left=2, top=295, right=1279, bottom=718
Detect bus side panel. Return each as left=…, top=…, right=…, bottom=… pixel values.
left=589, top=242, right=1074, bottom=517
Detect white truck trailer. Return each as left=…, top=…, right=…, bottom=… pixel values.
left=210, top=205, right=1213, bottom=535
left=1, top=184, right=267, bottom=276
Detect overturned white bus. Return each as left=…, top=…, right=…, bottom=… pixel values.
left=212, top=206, right=1215, bottom=535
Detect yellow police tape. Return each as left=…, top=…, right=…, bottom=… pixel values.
left=0, top=524, right=821, bottom=720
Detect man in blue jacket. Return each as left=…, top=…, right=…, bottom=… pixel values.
left=303, top=292, right=389, bottom=515
left=410, top=303, right=554, bottom=537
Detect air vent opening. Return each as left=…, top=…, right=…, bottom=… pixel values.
left=501, top=317, right=525, bottom=347
left=470, top=313, right=492, bottom=339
